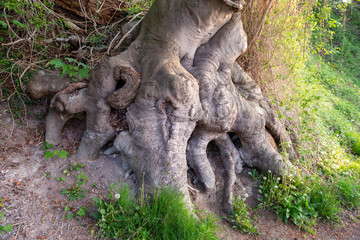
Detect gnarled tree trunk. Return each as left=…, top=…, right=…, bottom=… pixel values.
left=28, top=0, right=296, bottom=213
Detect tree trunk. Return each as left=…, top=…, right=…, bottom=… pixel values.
left=28, top=0, right=296, bottom=213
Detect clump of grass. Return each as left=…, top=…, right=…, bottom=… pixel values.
left=258, top=172, right=343, bottom=233
left=92, top=183, right=219, bottom=239
left=230, top=195, right=257, bottom=234
left=334, top=175, right=360, bottom=209
left=308, top=179, right=341, bottom=222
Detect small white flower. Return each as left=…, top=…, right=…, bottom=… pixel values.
left=268, top=170, right=272, bottom=173
left=115, top=193, right=120, bottom=200
left=343, top=171, right=349, bottom=175
left=289, top=174, right=293, bottom=178
left=263, top=177, right=267, bottom=180
left=244, top=193, right=249, bottom=198
left=274, top=185, right=278, bottom=188
left=277, top=177, right=281, bottom=181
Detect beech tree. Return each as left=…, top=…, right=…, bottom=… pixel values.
left=28, top=0, right=296, bottom=213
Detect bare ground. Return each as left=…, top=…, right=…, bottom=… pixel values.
left=0, top=101, right=359, bottom=240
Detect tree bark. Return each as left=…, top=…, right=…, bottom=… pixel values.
left=28, top=0, right=295, bottom=213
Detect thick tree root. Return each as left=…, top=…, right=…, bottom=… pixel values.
left=27, top=0, right=296, bottom=214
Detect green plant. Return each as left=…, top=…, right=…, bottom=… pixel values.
left=69, top=163, right=84, bottom=171
left=231, top=195, right=257, bottom=234
left=44, top=171, right=51, bottom=179
left=248, top=169, right=258, bottom=181
left=124, top=0, right=154, bottom=15
left=41, top=141, right=68, bottom=159
left=0, top=211, right=12, bottom=234
left=49, top=58, right=90, bottom=82
left=56, top=176, right=66, bottom=183
left=92, top=183, right=219, bottom=239
left=61, top=172, right=88, bottom=201
left=258, top=173, right=318, bottom=233
left=62, top=163, right=85, bottom=177
left=64, top=206, right=88, bottom=220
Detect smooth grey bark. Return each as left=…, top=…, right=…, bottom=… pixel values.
left=27, top=0, right=295, bottom=213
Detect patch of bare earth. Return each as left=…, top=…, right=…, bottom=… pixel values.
left=0, top=101, right=359, bottom=239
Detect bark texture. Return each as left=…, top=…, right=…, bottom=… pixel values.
left=28, top=0, right=296, bottom=213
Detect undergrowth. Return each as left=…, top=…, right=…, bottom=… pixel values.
left=92, top=183, right=219, bottom=239
left=231, top=195, right=257, bottom=234
left=253, top=1, right=360, bottom=233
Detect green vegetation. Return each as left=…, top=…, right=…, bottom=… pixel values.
left=92, top=183, right=218, bottom=239
left=41, top=141, right=68, bottom=159
left=60, top=172, right=88, bottom=201
left=248, top=0, right=360, bottom=233
left=64, top=206, right=88, bottom=220
left=123, top=0, right=154, bottom=15
left=231, top=195, right=257, bottom=234
left=0, top=211, right=12, bottom=234
left=50, top=58, right=91, bottom=82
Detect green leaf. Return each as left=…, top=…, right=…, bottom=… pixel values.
left=0, top=20, right=8, bottom=28
left=65, top=57, right=76, bottom=63
left=78, top=68, right=90, bottom=79
left=58, top=150, right=68, bottom=158
left=53, top=149, right=59, bottom=156
left=12, top=19, right=26, bottom=28
left=64, top=206, right=70, bottom=211
left=67, top=213, right=74, bottom=220
left=3, top=223, right=12, bottom=232
left=50, top=59, right=65, bottom=69
left=44, top=150, right=54, bottom=159
left=77, top=207, right=87, bottom=216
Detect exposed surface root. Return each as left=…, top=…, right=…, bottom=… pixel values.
left=27, top=0, right=297, bottom=214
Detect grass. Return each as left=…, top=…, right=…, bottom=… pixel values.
left=256, top=25, right=360, bottom=231
left=92, top=183, right=219, bottom=239
left=230, top=195, right=257, bottom=234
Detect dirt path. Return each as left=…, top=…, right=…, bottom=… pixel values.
left=0, top=101, right=359, bottom=240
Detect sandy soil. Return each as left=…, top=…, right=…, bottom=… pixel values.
left=0, top=101, right=359, bottom=240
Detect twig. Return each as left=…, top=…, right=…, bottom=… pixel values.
left=14, top=222, right=25, bottom=240
left=34, top=0, right=85, bottom=28
left=4, top=101, right=15, bottom=145
left=247, top=0, right=274, bottom=50
left=19, top=60, right=47, bottom=93
left=112, top=15, right=144, bottom=52
left=188, top=184, right=199, bottom=193
left=107, top=12, right=143, bottom=54
left=1, top=38, right=29, bottom=46
left=8, top=62, right=27, bottom=121
left=3, top=8, right=21, bottom=40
